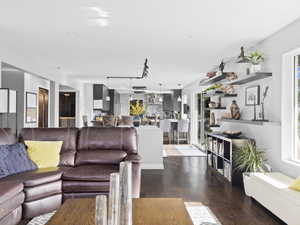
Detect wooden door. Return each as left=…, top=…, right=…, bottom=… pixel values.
left=38, top=88, right=49, bottom=128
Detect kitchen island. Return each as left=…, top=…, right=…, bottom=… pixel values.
left=136, top=126, right=164, bottom=169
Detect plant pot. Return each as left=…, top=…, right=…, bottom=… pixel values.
left=250, top=64, right=262, bottom=73
left=243, top=172, right=252, bottom=196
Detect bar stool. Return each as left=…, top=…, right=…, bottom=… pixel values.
left=121, top=115, right=133, bottom=127
left=160, top=119, right=172, bottom=144
left=177, top=119, right=189, bottom=144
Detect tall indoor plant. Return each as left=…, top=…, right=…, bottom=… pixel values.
left=234, top=141, right=267, bottom=195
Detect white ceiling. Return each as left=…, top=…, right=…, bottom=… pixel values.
left=0, top=0, right=300, bottom=90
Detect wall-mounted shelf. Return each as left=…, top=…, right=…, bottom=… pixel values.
left=204, top=93, right=237, bottom=98
left=221, top=94, right=237, bottom=98
left=227, top=72, right=272, bottom=85
left=205, top=107, right=226, bottom=110
left=199, top=73, right=227, bottom=86
left=210, top=125, right=220, bottom=128
left=220, top=119, right=281, bottom=126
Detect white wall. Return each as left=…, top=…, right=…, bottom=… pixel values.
left=120, top=94, right=130, bottom=115
left=24, top=72, right=51, bottom=128
left=0, top=61, right=2, bottom=87
left=84, top=83, right=94, bottom=126
left=184, top=18, right=300, bottom=178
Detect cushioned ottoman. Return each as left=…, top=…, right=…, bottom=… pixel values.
left=0, top=181, right=24, bottom=225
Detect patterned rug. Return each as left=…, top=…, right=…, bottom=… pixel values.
left=163, top=145, right=207, bottom=157
left=27, top=202, right=221, bottom=225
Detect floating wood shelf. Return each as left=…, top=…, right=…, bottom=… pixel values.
left=221, top=94, right=237, bottom=98
left=227, top=72, right=272, bottom=85
left=199, top=73, right=227, bottom=86
left=204, top=93, right=237, bottom=98
left=220, top=119, right=281, bottom=126
left=205, top=107, right=226, bottom=110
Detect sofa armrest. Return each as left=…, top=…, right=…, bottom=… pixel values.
left=124, top=154, right=142, bottom=163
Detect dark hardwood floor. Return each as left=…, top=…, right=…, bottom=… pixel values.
left=141, top=156, right=285, bottom=225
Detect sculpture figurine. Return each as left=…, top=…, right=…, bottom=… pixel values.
left=210, top=112, right=216, bottom=126
left=230, top=100, right=241, bottom=120
left=219, top=61, right=225, bottom=73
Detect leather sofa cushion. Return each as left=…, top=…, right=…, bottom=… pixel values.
left=0, top=181, right=23, bottom=205
left=0, top=129, right=16, bottom=145
left=1, top=167, right=62, bottom=187
left=75, top=150, right=127, bottom=166
left=22, top=194, right=62, bottom=219
left=125, top=154, right=142, bottom=163
left=0, top=206, right=22, bottom=225
left=0, top=192, right=24, bottom=219
left=62, top=165, right=118, bottom=181
left=20, top=128, right=78, bottom=166
left=24, top=180, right=62, bottom=202
left=78, top=127, right=137, bottom=154
left=63, top=180, right=110, bottom=193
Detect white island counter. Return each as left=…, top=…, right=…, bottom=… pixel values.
left=136, top=126, right=164, bottom=169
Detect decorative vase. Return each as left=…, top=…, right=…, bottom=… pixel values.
left=250, top=64, right=262, bottom=73
left=133, top=116, right=141, bottom=127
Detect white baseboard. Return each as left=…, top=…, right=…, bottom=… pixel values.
left=141, top=163, right=164, bottom=170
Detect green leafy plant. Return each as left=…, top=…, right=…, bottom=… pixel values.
left=247, top=50, right=264, bottom=65
left=234, top=141, right=266, bottom=173
left=204, top=83, right=223, bottom=92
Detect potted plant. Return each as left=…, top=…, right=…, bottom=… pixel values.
left=247, top=50, right=264, bottom=73
left=234, top=141, right=267, bottom=195
left=130, top=101, right=145, bottom=127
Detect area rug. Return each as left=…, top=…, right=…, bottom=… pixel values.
left=185, top=202, right=222, bottom=225
left=27, top=202, right=221, bottom=225
left=163, top=144, right=207, bottom=157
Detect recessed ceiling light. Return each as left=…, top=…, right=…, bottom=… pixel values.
left=81, top=6, right=110, bottom=27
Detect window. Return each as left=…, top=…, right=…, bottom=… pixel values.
left=294, top=55, right=300, bottom=162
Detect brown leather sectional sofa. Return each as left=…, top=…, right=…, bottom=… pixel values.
left=0, top=127, right=141, bottom=225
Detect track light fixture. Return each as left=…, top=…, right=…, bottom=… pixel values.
left=106, top=58, right=149, bottom=79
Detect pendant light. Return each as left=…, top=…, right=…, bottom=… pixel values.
left=177, top=84, right=182, bottom=102
left=129, top=78, right=133, bottom=101
left=158, top=83, right=163, bottom=102
left=106, top=78, right=111, bottom=101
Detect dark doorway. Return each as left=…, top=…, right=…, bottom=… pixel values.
left=59, top=92, right=76, bottom=127
left=38, top=88, right=49, bottom=128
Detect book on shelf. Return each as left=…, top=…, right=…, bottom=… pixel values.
left=224, top=162, right=231, bottom=182
left=218, top=142, right=224, bottom=156
left=208, top=154, right=212, bottom=166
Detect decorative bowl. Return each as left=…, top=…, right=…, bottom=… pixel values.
left=222, top=131, right=242, bottom=138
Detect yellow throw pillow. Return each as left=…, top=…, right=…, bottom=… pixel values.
left=289, top=177, right=300, bottom=191
left=25, top=141, right=63, bottom=168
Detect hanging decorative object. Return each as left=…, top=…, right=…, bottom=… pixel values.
left=106, top=78, right=111, bottom=101
left=177, top=84, right=182, bottom=102
left=158, top=83, right=163, bottom=102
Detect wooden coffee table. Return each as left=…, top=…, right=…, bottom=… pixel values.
left=45, top=198, right=193, bottom=225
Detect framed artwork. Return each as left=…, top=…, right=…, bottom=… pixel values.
left=26, top=92, right=37, bottom=123
left=245, top=85, right=260, bottom=106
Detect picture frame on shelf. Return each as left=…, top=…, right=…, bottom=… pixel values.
left=245, top=85, right=260, bottom=106
left=26, top=92, right=37, bottom=123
